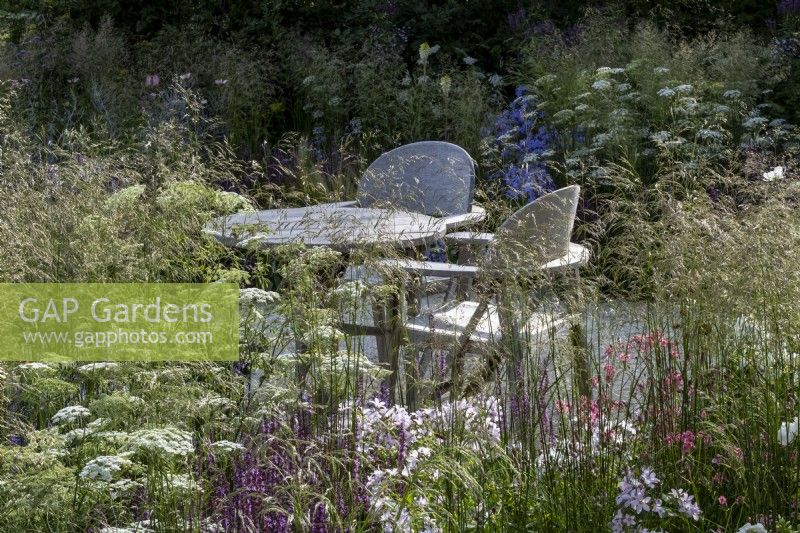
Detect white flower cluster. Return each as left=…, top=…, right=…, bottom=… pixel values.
left=209, top=440, right=245, bottom=453
left=763, top=166, right=785, bottom=182
left=51, top=405, right=91, bottom=425
left=239, top=288, right=280, bottom=307
left=163, top=473, right=201, bottom=493
left=126, top=427, right=195, bottom=456
left=592, top=80, right=612, bottom=91
left=17, top=362, right=55, bottom=373
left=742, top=116, right=768, bottom=129
left=80, top=453, right=134, bottom=482
left=78, top=362, right=120, bottom=374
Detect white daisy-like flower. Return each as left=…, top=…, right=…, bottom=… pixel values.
left=51, top=405, right=91, bottom=425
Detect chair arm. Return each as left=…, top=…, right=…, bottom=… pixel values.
left=375, top=258, right=480, bottom=279
left=439, top=204, right=487, bottom=231
left=445, top=232, right=496, bottom=246
left=541, top=243, right=591, bottom=273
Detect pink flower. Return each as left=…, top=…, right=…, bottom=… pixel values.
left=603, top=363, right=616, bottom=381
left=555, top=400, right=571, bottom=414
left=214, top=79, right=229, bottom=85
left=718, top=495, right=727, bottom=506
left=145, top=74, right=160, bottom=87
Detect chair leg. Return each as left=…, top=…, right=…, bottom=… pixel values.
left=405, top=349, right=419, bottom=410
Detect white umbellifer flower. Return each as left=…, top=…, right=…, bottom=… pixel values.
left=723, top=89, right=742, bottom=99
left=488, top=74, right=503, bottom=87
left=210, top=440, right=245, bottom=453
left=697, top=129, right=722, bottom=141
left=301, top=75, right=315, bottom=87
left=126, top=427, right=195, bottom=456
left=595, top=66, right=613, bottom=76
left=163, top=473, right=202, bottom=493
left=713, top=104, right=731, bottom=114
left=333, top=280, right=368, bottom=304
left=80, top=453, right=134, bottom=482
left=78, top=362, right=119, bottom=373
left=650, top=131, right=672, bottom=143
left=657, top=87, right=675, bottom=97
left=217, top=191, right=255, bottom=213
left=591, top=79, right=612, bottom=91
left=51, top=405, right=91, bottom=425
left=743, top=116, right=768, bottom=129
left=592, top=133, right=613, bottom=146
left=463, top=56, right=477, bottom=65
left=770, top=118, right=788, bottom=128
left=763, top=166, right=785, bottom=182
left=239, top=288, right=280, bottom=311
left=198, top=395, right=235, bottom=410
left=674, top=84, right=693, bottom=93
left=779, top=416, right=799, bottom=445
left=17, top=362, right=55, bottom=373
left=303, top=325, right=344, bottom=345
left=653, top=66, right=670, bottom=74
left=107, top=478, right=142, bottom=499
left=574, top=103, right=590, bottom=112
left=616, top=83, right=632, bottom=92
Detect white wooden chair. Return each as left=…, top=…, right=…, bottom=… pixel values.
left=318, top=141, right=485, bottom=230
left=371, top=186, right=589, bottom=404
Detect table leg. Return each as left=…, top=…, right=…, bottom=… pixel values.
left=373, top=290, right=402, bottom=404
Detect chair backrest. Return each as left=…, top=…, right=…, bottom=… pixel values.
left=488, top=185, right=580, bottom=273
left=356, top=141, right=475, bottom=217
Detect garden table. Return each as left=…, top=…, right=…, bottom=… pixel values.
left=205, top=205, right=446, bottom=252
left=206, top=205, right=448, bottom=396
